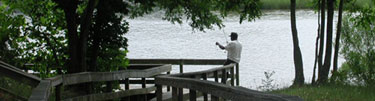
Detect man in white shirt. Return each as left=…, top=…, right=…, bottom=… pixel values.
left=216, top=32, right=242, bottom=65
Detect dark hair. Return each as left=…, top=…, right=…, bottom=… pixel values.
left=230, top=32, right=238, bottom=40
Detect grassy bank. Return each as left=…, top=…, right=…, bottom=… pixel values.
left=260, top=0, right=373, bottom=9
left=272, top=84, right=375, bottom=101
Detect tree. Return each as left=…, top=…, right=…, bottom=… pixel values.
left=290, top=0, right=305, bottom=86
left=317, top=0, right=335, bottom=84
left=49, top=0, right=262, bottom=74
left=333, top=0, right=345, bottom=74
left=2, top=0, right=262, bottom=95
left=316, top=0, right=327, bottom=84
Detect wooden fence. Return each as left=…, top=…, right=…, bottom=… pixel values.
left=28, top=64, right=171, bottom=101
left=155, top=64, right=303, bottom=101
left=129, top=59, right=240, bottom=86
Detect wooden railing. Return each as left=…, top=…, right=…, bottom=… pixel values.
left=28, top=64, right=172, bottom=101
left=129, top=59, right=240, bottom=86
left=0, top=61, right=41, bottom=87
left=155, top=64, right=303, bottom=101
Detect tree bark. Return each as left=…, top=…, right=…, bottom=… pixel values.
left=333, top=0, right=344, bottom=74
left=79, top=0, right=98, bottom=72
left=318, top=0, right=335, bottom=84
left=312, top=0, right=322, bottom=85
left=317, top=0, right=326, bottom=84
left=62, top=0, right=80, bottom=74
left=290, top=0, right=305, bottom=86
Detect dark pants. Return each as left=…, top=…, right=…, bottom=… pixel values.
left=223, top=59, right=237, bottom=65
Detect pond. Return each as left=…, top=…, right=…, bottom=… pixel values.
left=125, top=10, right=344, bottom=90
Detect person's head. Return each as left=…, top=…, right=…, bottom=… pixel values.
left=230, top=32, right=238, bottom=40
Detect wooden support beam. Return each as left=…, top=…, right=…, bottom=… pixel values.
left=156, top=84, right=162, bottom=101
left=189, top=89, right=197, bottom=101
left=172, top=87, right=178, bottom=101
left=236, top=63, right=239, bottom=86
left=178, top=88, right=183, bottom=101
left=202, top=73, right=208, bottom=101
left=179, top=63, right=183, bottom=73
left=230, top=67, right=235, bottom=86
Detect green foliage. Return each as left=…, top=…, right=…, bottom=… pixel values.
left=261, top=0, right=314, bottom=9
left=88, top=0, right=129, bottom=72
left=257, top=71, right=279, bottom=91
left=2, top=0, right=67, bottom=78
left=340, top=5, right=375, bottom=86
left=129, top=0, right=262, bottom=31
left=272, top=84, right=375, bottom=101
left=0, top=2, right=26, bottom=66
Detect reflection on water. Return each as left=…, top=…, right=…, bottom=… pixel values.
left=125, top=10, right=343, bottom=90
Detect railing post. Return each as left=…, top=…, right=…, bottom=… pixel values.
left=230, top=66, right=235, bottom=86
left=124, top=78, right=130, bottom=101
left=189, top=75, right=197, bottom=101
left=172, top=87, right=178, bottom=101
left=55, top=67, right=62, bottom=101
left=189, top=89, right=197, bottom=101
left=214, top=71, right=219, bottom=82
left=202, top=73, right=208, bottom=101
left=179, top=63, right=183, bottom=73
left=167, top=72, right=171, bottom=92
left=212, top=70, right=219, bottom=101
left=236, top=63, right=239, bottom=86
left=178, top=88, right=183, bottom=101
left=125, top=78, right=130, bottom=90
left=221, top=70, right=227, bottom=84
left=142, top=78, right=147, bottom=101
left=55, top=84, right=61, bottom=101
left=156, top=84, right=163, bottom=101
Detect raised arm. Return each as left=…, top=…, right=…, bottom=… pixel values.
left=216, top=42, right=225, bottom=50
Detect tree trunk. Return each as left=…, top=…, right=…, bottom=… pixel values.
left=290, top=0, right=305, bottom=86
left=318, top=0, right=335, bottom=84
left=62, top=0, right=80, bottom=74
left=79, top=0, right=98, bottom=72
left=312, top=0, right=322, bottom=85
left=317, top=0, right=326, bottom=84
left=333, top=0, right=344, bottom=74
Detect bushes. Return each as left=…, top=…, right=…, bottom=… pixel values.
left=339, top=7, right=375, bottom=86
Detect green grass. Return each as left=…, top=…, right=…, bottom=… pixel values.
left=272, top=84, right=375, bottom=101
left=260, top=0, right=373, bottom=9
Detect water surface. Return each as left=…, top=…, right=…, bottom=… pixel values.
left=125, top=10, right=343, bottom=89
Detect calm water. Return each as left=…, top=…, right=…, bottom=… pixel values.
left=125, top=10, right=343, bottom=90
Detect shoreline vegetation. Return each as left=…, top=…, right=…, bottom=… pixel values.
left=260, top=0, right=373, bottom=9
left=272, top=84, right=375, bottom=101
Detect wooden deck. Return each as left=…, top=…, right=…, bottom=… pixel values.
left=0, top=59, right=302, bottom=101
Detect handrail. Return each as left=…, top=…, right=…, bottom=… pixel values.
left=129, top=58, right=240, bottom=86
left=29, top=64, right=172, bottom=101
left=155, top=64, right=302, bottom=101
left=129, top=58, right=226, bottom=65
left=0, top=61, right=41, bottom=87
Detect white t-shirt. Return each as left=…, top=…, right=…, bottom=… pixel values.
left=225, top=40, right=242, bottom=63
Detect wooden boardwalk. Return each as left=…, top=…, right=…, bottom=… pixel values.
left=0, top=59, right=302, bottom=101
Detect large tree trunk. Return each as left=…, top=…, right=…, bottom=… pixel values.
left=62, top=0, right=80, bottom=74
left=290, top=0, right=305, bottom=86
left=317, top=0, right=326, bottom=84
left=333, top=0, right=344, bottom=74
left=318, top=0, right=335, bottom=84
left=79, top=0, right=98, bottom=72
